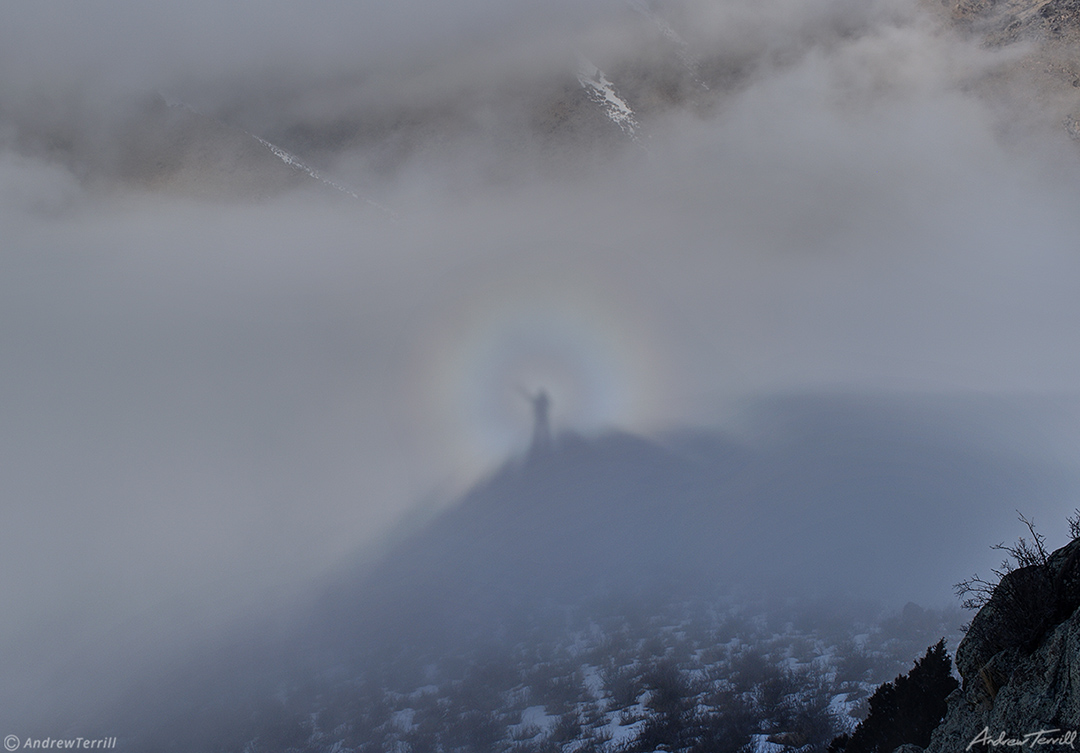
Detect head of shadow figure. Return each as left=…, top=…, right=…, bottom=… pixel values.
left=519, top=387, right=553, bottom=458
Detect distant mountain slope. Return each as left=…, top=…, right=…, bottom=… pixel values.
left=7, top=8, right=691, bottom=200
left=11, top=0, right=1080, bottom=200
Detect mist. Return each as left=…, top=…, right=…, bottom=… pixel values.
left=4, top=0, right=1080, bottom=742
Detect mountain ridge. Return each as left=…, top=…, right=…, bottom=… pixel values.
left=21, top=0, right=1080, bottom=202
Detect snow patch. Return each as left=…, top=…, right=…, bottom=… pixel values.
left=408, top=684, right=439, bottom=700
left=582, top=664, right=605, bottom=700
left=576, top=58, right=641, bottom=141
left=605, top=715, right=646, bottom=746
left=508, top=705, right=559, bottom=742
left=391, top=708, right=417, bottom=732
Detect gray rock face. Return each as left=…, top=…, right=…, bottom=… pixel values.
left=955, top=565, right=1055, bottom=684
left=927, top=539, right=1080, bottom=752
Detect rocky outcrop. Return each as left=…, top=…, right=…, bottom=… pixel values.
left=925, top=539, right=1080, bottom=752
left=949, top=0, right=1080, bottom=43
left=945, top=0, right=1080, bottom=147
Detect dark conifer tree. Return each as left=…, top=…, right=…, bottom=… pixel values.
left=832, top=639, right=958, bottom=753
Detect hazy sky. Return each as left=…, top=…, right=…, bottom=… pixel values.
left=4, top=0, right=1080, bottom=727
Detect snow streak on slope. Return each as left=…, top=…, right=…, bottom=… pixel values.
left=162, top=98, right=395, bottom=214
left=577, top=58, right=642, bottom=141
left=249, top=133, right=396, bottom=216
